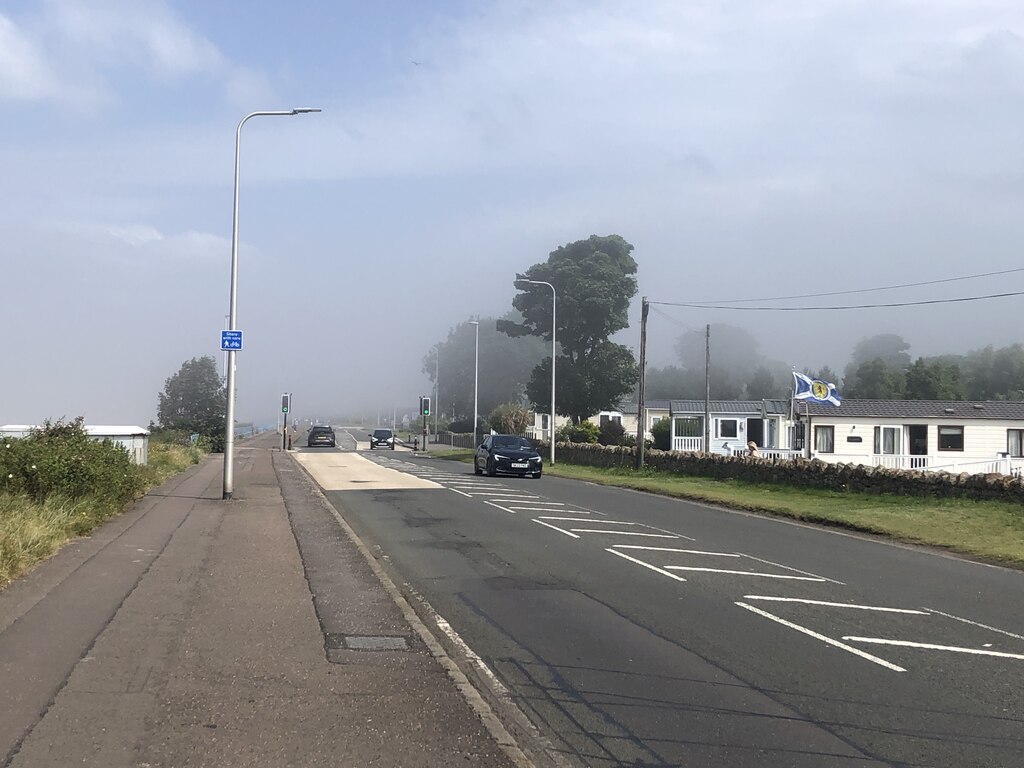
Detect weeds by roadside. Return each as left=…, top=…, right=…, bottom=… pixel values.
left=0, top=421, right=206, bottom=587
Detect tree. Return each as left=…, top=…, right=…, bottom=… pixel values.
left=904, top=358, right=964, bottom=400
left=499, top=234, right=639, bottom=423
left=843, top=358, right=906, bottom=399
left=745, top=366, right=785, bottom=399
left=157, top=357, right=226, bottom=440
left=844, top=334, right=911, bottom=390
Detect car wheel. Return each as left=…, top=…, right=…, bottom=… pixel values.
left=532, top=471, right=542, bottom=479
left=474, top=462, right=482, bottom=475
left=486, top=459, right=497, bottom=477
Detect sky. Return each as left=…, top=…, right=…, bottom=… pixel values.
left=3, top=0, right=1024, bottom=428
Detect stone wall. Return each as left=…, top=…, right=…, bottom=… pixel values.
left=555, top=442, right=1024, bottom=503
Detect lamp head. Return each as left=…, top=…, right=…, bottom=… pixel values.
left=292, top=107, right=322, bottom=114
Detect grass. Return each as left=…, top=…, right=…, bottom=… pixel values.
left=430, top=449, right=1024, bottom=567
left=0, top=441, right=205, bottom=588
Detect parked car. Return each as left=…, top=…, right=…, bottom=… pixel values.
left=368, top=428, right=396, bottom=450
left=475, top=434, right=542, bottom=478
left=307, top=425, right=336, bottom=448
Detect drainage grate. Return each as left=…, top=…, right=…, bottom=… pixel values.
left=325, top=633, right=410, bottom=651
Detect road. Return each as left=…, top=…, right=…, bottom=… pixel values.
left=296, top=429, right=1024, bottom=767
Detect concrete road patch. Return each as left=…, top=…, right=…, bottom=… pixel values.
left=293, top=450, right=440, bottom=491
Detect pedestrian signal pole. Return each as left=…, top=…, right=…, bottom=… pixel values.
left=281, top=393, right=290, bottom=450
left=420, top=395, right=431, bottom=451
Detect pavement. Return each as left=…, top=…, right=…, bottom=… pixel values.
left=0, top=431, right=526, bottom=768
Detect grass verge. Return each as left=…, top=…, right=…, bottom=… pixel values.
left=430, top=449, right=1024, bottom=567
left=0, top=441, right=205, bottom=588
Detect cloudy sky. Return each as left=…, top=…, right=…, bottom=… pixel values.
left=3, top=0, right=1024, bottom=428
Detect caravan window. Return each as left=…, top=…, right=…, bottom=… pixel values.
left=938, top=426, right=964, bottom=451
left=717, top=419, right=738, bottom=438
left=814, top=425, right=835, bottom=453
left=1008, top=429, right=1024, bottom=458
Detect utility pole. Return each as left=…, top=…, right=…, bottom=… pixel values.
left=704, top=324, right=711, bottom=453
left=434, top=348, right=439, bottom=438
left=635, top=297, right=649, bottom=469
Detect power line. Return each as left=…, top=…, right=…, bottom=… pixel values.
left=682, top=266, right=1024, bottom=305
left=650, top=290, right=1024, bottom=312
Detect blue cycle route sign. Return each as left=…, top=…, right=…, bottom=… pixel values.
left=220, top=330, right=243, bottom=351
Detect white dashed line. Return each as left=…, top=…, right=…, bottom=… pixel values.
left=539, top=517, right=635, bottom=525
left=736, top=602, right=906, bottom=672
left=743, top=596, right=929, bottom=614
left=606, top=548, right=687, bottom=582
left=449, top=488, right=472, bottom=498
left=843, top=638, right=1024, bottom=660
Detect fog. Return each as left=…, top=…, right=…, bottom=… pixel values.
left=2, top=1, right=1023, bottom=428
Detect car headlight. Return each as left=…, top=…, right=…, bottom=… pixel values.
left=529, top=456, right=541, bottom=462
left=493, top=453, right=509, bottom=460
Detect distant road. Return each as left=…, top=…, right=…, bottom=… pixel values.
left=305, top=445, right=1024, bottom=767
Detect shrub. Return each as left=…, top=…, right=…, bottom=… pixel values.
left=651, top=418, right=672, bottom=451
left=0, top=418, right=143, bottom=504
left=487, top=403, right=532, bottom=435
left=598, top=419, right=626, bottom=446
left=556, top=421, right=600, bottom=444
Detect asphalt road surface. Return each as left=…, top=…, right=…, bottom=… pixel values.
left=298, top=429, right=1024, bottom=767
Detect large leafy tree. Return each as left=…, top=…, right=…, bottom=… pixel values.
left=157, top=356, right=226, bottom=438
left=843, top=358, right=906, bottom=399
left=499, top=234, right=639, bottom=424
left=904, top=358, right=964, bottom=400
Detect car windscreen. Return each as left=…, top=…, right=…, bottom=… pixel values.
left=493, top=436, right=531, bottom=449
left=372, top=430, right=392, bottom=437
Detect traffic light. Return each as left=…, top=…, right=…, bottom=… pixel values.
left=420, top=396, right=431, bottom=416
left=281, top=393, right=290, bottom=413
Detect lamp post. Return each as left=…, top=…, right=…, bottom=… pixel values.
left=515, top=278, right=556, bottom=466
left=469, top=320, right=479, bottom=444
left=223, top=107, right=321, bottom=500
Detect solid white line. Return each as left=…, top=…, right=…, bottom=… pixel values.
left=843, top=637, right=1024, bottom=660
left=922, top=609, right=1024, bottom=641
left=606, top=548, right=687, bottom=582
left=449, top=487, right=472, bottom=498
left=532, top=519, right=579, bottom=538
left=737, top=552, right=845, bottom=585
left=743, top=596, right=928, bottom=614
left=667, top=567, right=825, bottom=581
left=538, top=517, right=635, bottom=525
left=510, top=507, right=587, bottom=514
left=735, top=602, right=905, bottom=672
left=487, top=499, right=561, bottom=505
left=433, top=614, right=512, bottom=695
left=613, top=545, right=740, bottom=557
left=569, top=529, right=679, bottom=538
left=484, top=501, right=518, bottom=514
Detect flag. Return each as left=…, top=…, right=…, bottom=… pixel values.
left=792, top=371, right=841, bottom=406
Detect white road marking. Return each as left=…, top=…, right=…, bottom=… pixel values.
left=433, top=614, right=512, bottom=695
left=449, top=487, right=473, bottom=498
left=484, top=501, right=519, bottom=514
left=743, top=596, right=929, bottom=614
left=606, top=548, right=687, bottom=582
left=478, top=495, right=542, bottom=501
left=737, top=552, right=845, bottom=585
left=922, top=609, right=1024, bottom=642
left=511, top=507, right=586, bottom=514
left=667, top=567, right=826, bottom=581
left=569, top=530, right=679, bottom=538
left=736, top=602, right=906, bottom=672
left=532, top=519, right=580, bottom=538
left=613, top=546, right=741, bottom=557
left=843, top=637, right=1024, bottom=660
left=538, top=517, right=635, bottom=525
left=492, top=499, right=563, bottom=505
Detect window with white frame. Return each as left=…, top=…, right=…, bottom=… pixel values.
left=938, top=425, right=964, bottom=451
left=1008, top=429, right=1024, bottom=458
left=814, top=425, right=835, bottom=453
left=717, top=419, right=738, bottom=438
left=873, top=426, right=900, bottom=455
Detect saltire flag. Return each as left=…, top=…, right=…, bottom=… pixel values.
left=792, top=371, right=841, bottom=406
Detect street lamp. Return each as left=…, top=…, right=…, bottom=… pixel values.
left=515, top=277, right=556, bottom=466
left=469, top=320, right=479, bottom=445
left=223, top=107, right=321, bottom=500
